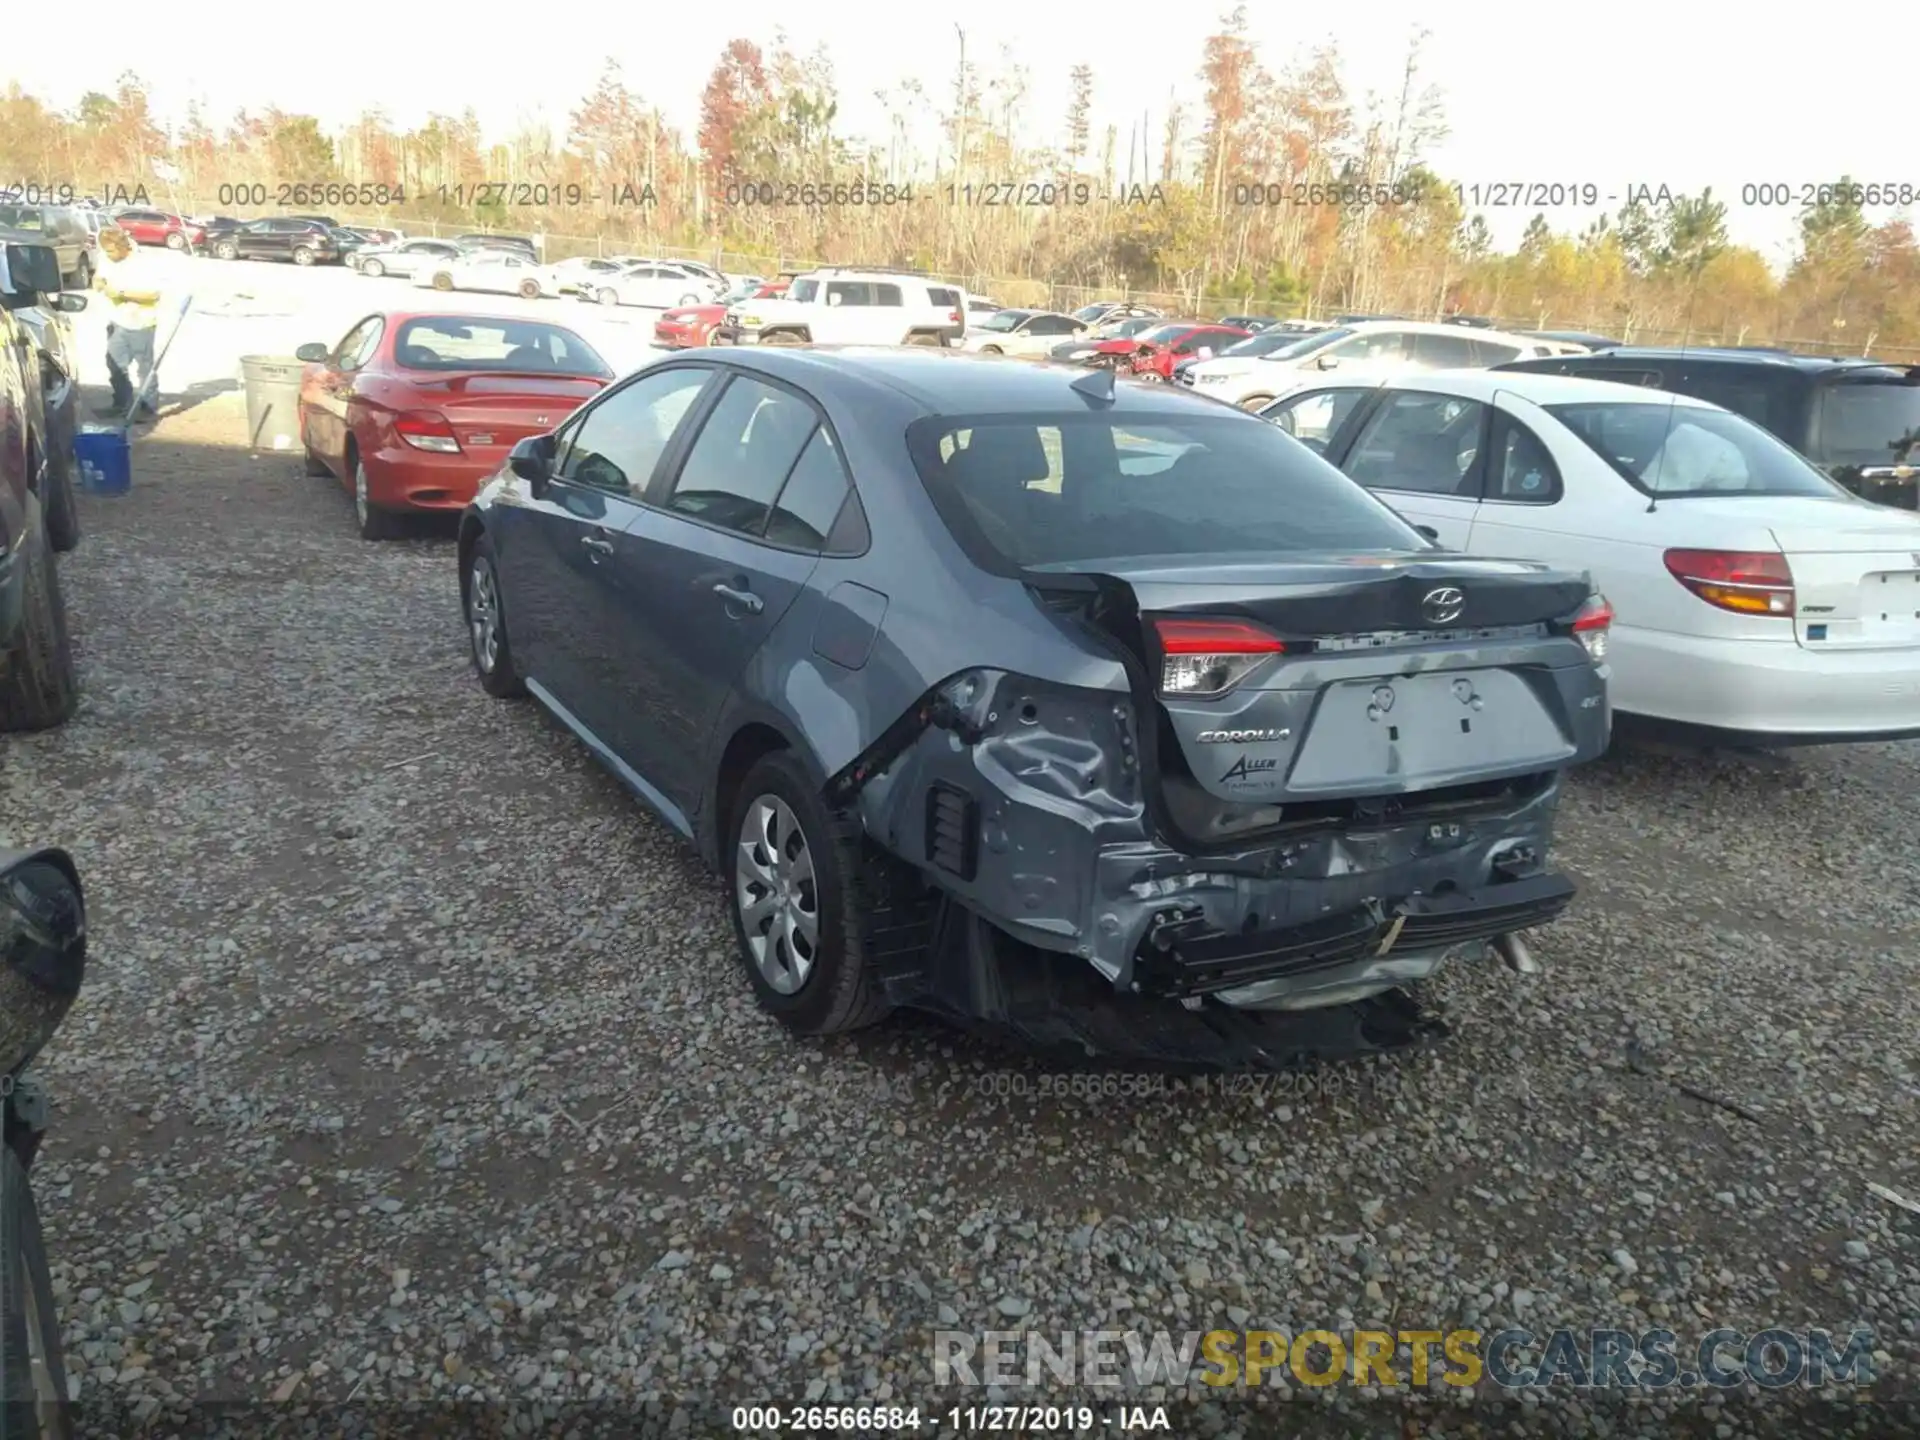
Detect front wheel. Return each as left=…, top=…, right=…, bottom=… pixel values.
left=0, top=1147, right=71, bottom=1439
left=361, top=258, right=385, bottom=278
left=41, top=446, right=79, bottom=555
left=728, top=751, right=895, bottom=1036
left=214, top=241, right=238, bottom=261
left=595, top=287, right=618, bottom=307
left=292, top=247, right=315, bottom=266
left=164, top=232, right=185, bottom=250
left=462, top=534, right=526, bottom=698
left=678, top=293, right=702, bottom=306
left=433, top=273, right=455, bottom=292
left=980, top=345, right=1003, bottom=356
left=518, top=279, right=542, bottom=299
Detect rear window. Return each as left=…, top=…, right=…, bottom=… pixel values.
left=1817, top=379, right=1920, bottom=469
left=392, top=318, right=612, bottom=377
left=0, top=204, right=45, bottom=230
left=1546, top=401, right=1845, bottom=499
left=905, top=411, right=1425, bottom=573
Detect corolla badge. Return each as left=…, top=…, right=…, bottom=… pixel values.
left=1420, top=585, right=1466, bottom=624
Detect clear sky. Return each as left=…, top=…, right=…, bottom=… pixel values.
left=11, top=0, right=1919, bottom=267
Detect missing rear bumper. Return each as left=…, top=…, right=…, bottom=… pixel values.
left=1134, top=872, right=1575, bottom=1006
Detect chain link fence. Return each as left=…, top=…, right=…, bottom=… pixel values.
left=339, top=216, right=1920, bottom=363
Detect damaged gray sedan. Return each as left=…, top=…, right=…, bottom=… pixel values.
left=458, top=348, right=1614, bottom=1066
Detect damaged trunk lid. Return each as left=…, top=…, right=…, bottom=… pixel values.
left=1031, top=553, right=1606, bottom=819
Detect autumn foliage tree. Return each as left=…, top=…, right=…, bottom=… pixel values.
left=5, top=57, right=1920, bottom=356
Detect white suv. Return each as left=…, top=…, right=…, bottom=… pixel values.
left=1183, top=319, right=1575, bottom=411
left=717, top=269, right=967, bottom=348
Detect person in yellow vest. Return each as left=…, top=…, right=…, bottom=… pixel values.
left=92, top=227, right=165, bottom=422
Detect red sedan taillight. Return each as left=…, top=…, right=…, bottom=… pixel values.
left=396, top=411, right=462, bottom=454
left=1662, top=549, right=1795, bottom=617
left=1152, top=618, right=1286, bottom=697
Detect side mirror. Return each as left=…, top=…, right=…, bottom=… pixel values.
left=1, top=243, right=62, bottom=300
left=54, top=293, right=87, bottom=314
left=509, top=434, right=556, bottom=494
left=1413, top=524, right=1440, bottom=543
left=1316, top=354, right=1341, bottom=371
left=294, top=343, right=330, bottom=363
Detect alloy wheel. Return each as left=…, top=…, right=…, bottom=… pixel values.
left=468, top=559, right=500, bottom=674
left=735, top=795, right=819, bottom=995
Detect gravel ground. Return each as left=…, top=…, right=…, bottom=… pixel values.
left=0, top=389, right=1914, bottom=1438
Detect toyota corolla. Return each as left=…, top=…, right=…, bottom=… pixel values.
left=455, top=350, right=1614, bottom=1067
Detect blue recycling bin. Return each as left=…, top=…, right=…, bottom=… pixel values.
left=74, top=426, right=131, bottom=495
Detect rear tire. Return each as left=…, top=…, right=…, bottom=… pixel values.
left=0, top=516, right=78, bottom=734
left=980, top=345, right=1003, bottom=356
left=596, top=287, right=618, bottom=307
left=292, top=247, right=315, bottom=266
left=727, top=751, right=895, bottom=1037
left=214, top=241, right=238, bottom=261
left=462, top=532, right=526, bottom=698
left=0, top=1146, right=71, bottom=1439
left=69, top=255, right=90, bottom=288
left=761, top=331, right=806, bottom=347
left=351, top=457, right=401, bottom=541
left=433, top=272, right=454, bottom=292
left=164, top=232, right=185, bottom=251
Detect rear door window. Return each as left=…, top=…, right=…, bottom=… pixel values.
left=1408, top=333, right=1478, bottom=368
left=826, top=281, right=873, bottom=306
left=1486, top=413, right=1562, bottom=502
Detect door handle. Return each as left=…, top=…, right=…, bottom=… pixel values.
left=712, top=582, right=764, bottom=615
left=580, top=535, right=614, bottom=556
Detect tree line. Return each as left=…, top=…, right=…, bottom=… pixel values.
left=3, top=13, right=1916, bottom=356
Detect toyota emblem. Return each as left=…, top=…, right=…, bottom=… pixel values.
left=1421, top=586, right=1466, bottom=625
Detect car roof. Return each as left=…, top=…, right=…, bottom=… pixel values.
left=1515, top=345, right=1915, bottom=378
left=1324, top=368, right=1724, bottom=409
left=1331, top=317, right=1540, bottom=344
left=698, top=347, right=1265, bottom=419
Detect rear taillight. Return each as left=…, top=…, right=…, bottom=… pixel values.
left=395, top=410, right=462, bottom=453
left=949, top=309, right=962, bottom=323
left=1570, top=593, right=1613, bottom=662
left=1152, top=618, right=1286, bottom=697
left=1662, top=549, right=1794, bottom=617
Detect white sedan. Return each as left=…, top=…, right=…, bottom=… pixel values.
left=584, top=262, right=718, bottom=309
left=1259, top=369, right=1920, bottom=744
left=546, top=255, right=627, bottom=295
left=959, top=308, right=1087, bottom=357
left=412, top=249, right=556, bottom=299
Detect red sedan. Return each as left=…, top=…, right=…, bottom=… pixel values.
left=110, top=208, right=207, bottom=250
left=1120, top=322, right=1252, bottom=381
left=653, top=281, right=787, bottom=349
left=294, top=311, right=615, bottom=539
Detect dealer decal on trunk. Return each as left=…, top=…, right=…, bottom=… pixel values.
left=1221, top=755, right=1279, bottom=784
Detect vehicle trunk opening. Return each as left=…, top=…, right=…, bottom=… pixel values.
left=1026, top=556, right=1606, bottom=851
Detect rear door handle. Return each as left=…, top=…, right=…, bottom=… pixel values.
left=580, top=535, right=614, bottom=556
left=712, top=582, right=764, bottom=615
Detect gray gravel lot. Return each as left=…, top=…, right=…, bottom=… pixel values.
left=0, top=388, right=1914, bottom=1438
